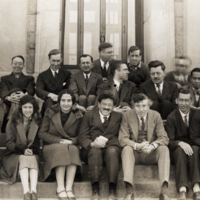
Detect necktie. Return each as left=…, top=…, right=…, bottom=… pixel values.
left=156, top=83, right=162, bottom=98
left=85, top=74, right=89, bottom=85
left=194, top=90, right=200, bottom=107
left=102, top=62, right=108, bottom=78
left=130, top=65, right=138, bottom=71
left=103, top=116, right=107, bottom=123
left=140, top=117, right=145, bottom=130
left=54, top=71, right=58, bottom=79
left=118, top=83, right=123, bottom=96
left=184, top=115, right=188, bottom=127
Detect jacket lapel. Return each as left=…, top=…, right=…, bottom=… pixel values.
left=93, top=109, right=104, bottom=133
left=162, top=81, right=169, bottom=99
left=104, top=112, right=116, bottom=135
left=63, top=111, right=77, bottom=131
left=97, top=59, right=103, bottom=74
left=16, top=123, right=27, bottom=146
left=86, top=72, right=95, bottom=95
left=149, top=80, right=159, bottom=100
left=129, top=110, right=139, bottom=141
left=47, top=68, right=57, bottom=86
left=78, top=72, right=87, bottom=94
left=119, top=81, right=128, bottom=102
left=27, top=119, right=39, bottom=147
left=147, top=111, right=154, bottom=142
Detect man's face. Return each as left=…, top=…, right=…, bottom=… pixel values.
left=150, top=66, right=165, bottom=84
left=176, top=93, right=191, bottom=114
left=12, top=57, right=24, bottom=75
left=176, top=64, right=188, bottom=75
left=129, top=50, right=141, bottom=66
left=100, top=47, right=113, bottom=62
left=80, top=56, right=93, bottom=73
left=134, top=99, right=150, bottom=118
left=49, top=54, right=62, bottom=71
left=117, top=64, right=129, bottom=81
left=191, top=72, right=200, bottom=90
left=98, top=98, right=114, bottom=116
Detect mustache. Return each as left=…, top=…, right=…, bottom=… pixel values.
left=103, top=108, right=110, bottom=111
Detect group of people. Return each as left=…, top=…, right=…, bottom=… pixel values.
left=0, top=42, right=200, bottom=200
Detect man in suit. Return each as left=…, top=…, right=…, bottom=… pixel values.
left=127, top=46, right=150, bottom=88
left=0, top=55, right=35, bottom=131
left=92, top=42, right=114, bottom=82
left=182, top=68, right=200, bottom=110
left=69, top=54, right=103, bottom=112
left=96, top=61, right=137, bottom=113
left=119, top=93, right=170, bottom=200
left=139, top=60, right=178, bottom=120
left=36, top=49, right=71, bottom=114
left=79, top=92, right=122, bottom=200
left=166, top=88, right=200, bottom=200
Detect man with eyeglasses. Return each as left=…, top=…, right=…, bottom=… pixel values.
left=139, top=60, right=179, bottom=120
left=182, top=68, right=200, bottom=110
left=166, top=88, right=200, bottom=200
left=0, top=55, right=35, bottom=132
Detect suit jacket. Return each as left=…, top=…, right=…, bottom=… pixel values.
left=96, top=79, right=137, bottom=107
left=0, top=73, right=35, bottom=99
left=69, top=71, right=103, bottom=101
left=36, top=68, right=71, bottom=100
left=139, top=79, right=178, bottom=106
left=190, top=110, right=200, bottom=146
left=119, top=109, right=169, bottom=148
left=166, top=109, right=194, bottom=151
left=78, top=108, right=122, bottom=150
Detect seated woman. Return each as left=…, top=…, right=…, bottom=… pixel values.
left=0, top=95, right=42, bottom=200
left=39, top=89, right=83, bottom=200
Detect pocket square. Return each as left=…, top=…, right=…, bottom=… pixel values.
left=63, top=82, right=66, bottom=86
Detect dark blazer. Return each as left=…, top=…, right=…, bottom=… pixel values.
left=78, top=108, right=122, bottom=150
left=96, top=79, right=137, bottom=107
left=166, top=109, right=194, bottom=151
left=36, top=68, right=71, bottom=100
left=0, top=73, right=35, bottom=99
left=139, top=80, right=178, bottom=106
left=190, top=110, right=200, bottom=146
left=119, top=109, right=169, bottom=148
left=69, top=71, right=103, bottom=101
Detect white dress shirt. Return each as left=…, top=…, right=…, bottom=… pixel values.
left=179, top=109, right=189, bottom=125
left=99, top=111, right=110, bottom=123
left=154, top=81, right=164, bottom=94
left=83, top=72, right=91, bottom=79
left=50, top=68, right=59, bottom=78
left=100, top=59, right=109, bottom=71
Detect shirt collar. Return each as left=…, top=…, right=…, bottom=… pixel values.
left=137, top=114, right=148, bottom=122
left=83, top=72, right=91, bottom=79
left=50, top=68, right=59, bottom=76
left=179, top=109, right=190, bottom=120
left=113, top=78, right=121, bottom=87
left=129, top=61, right=141, bottom=69
left=99, top=110, right=110, bottom=122
left=100, top=58, right=109, bottom=68
left=154, top=81, right=164, bottom=89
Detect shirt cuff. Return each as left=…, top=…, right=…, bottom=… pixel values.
left=134, top=143, right=137, bottom=150
left=152, top=143, right=158, bottom=149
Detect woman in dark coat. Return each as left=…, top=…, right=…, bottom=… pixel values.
left=39, top=89, right=83, bottom=200
left=0, top=95, right=42, bottom=200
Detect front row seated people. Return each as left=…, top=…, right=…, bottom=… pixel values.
left=38, top=89, right=83, bottom=200
left=166, top=88, right=200, bottom=200
left=79, top=92, right=122, bottom=200
left=119, top=93, right=171, bottom=200
left=0, top=95, right=42, bottom=200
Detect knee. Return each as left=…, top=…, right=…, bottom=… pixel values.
left=192, top=145, right=199, bottom=153
left=88, top=95, right=96, bottom=101
left=157, top=146, right=169, bottom=156
left=122, top=146, right=134, bottom=156
left=106, top=146, right=120, bottom=157
left=79, top=95, right=87, bottom=101
left=88, top=147, right=102, bottom=157
left=174, top=146, right=186, bottom=157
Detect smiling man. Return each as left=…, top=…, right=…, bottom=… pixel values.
left=36, top=49, right=71, bottom=115
left=69, top=54, right=103, bottom=112
left=78, top=92, right=122, bottom=200
left=139, top=60, right=178, bottom=119
left=119, top=93, right=170, bottom=200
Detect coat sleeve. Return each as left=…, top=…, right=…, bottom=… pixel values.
left=190, top=111, right=200, bottom=146
left=36, top=74, right=49, bottom=100
left=69, top=75, right=79, bottom=102
left=172, top=83, right=179, bottom=107
left=29, top=133, right=40, bottom=155
left=0, top=77, right=10, bottom=99
left=38, top=115, right=62, bottom=144
left=24, top=76, right=35, bottom=96
left=96, top=75, right=104, bottom=95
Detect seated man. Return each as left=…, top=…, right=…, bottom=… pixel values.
left=79, top=92, right=122, bottom=200
left=119, top=93, right=170, bottom=200
left=92, top=42, right=114, bottom=82
left=0, top=55, right=35, bottom=131
left=127, top=46, right=150, bottom=88
left=139, top=60, right=178, bottom=120
left=96, top=61, right=137, bottom=113
left=69, top=54, right=103, bottom=112
left=182, top=68, right=200, bottom=110
left=166, top=88, right=200, bottom=200
left=36, top=49, right=71, bottom=115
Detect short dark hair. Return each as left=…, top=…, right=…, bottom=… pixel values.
left=128, top=46, right=142, bottom=56
left=12, top=55, right=25, bottom=64
left=98, top=92, right=116, bottom=105
left=110, top=60, right=127, bottom=76
left=58, top=89, right=76, bottom=105
left=148, top=60, right=165, bottom=71
left=191, top=68, right=200, bottom=77
left=48, top=49, right=62, bottom=59
left=178, top=88, right=192, bottom=100
left=98, top=43, right=113, bottom=52
left=79, top=54, right=93, bottom=63
left=132, top=93, right=149, bottom=104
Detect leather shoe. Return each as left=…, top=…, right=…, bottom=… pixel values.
left=91, top=190, right=99, bottom=200
left=24, top=192, right=31, bottom=200
left=108, top=190, right=117, bottom=200
left=31, top=192, right=38, bottom=200
left=159, top=193, right=171, bottom=200
left=123, top=193, right=134, bottom=200
left=194, top=191, right=200, bottom=200
left=177, top=191, right=186, bottom=200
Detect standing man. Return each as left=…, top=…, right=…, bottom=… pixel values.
left=139, top=60, right=178, bottom=120
left=79, top=93, right=122, bottom=200
left=96, top=61, right=137, bottom=113
left=36, top=49, right=71, bottom=114
left=69, top=54, right=103, bottom=112
left=182, top=68, right=200, bottom=110
left=166, top=88, right=200, bottom=200
left=92, top=43, right=114, bottom=82
left=0, top=55, right=35, bottom=131
left=119, top=93, right=170, bottom=200
left=127, top=46, right=150, bottom=88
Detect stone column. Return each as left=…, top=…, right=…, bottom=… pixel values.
left=143, top=0, right=175, bottom=72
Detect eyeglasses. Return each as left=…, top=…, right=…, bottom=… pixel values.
left=13, top=62, right=23, bottom=66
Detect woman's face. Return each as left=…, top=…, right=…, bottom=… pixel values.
left=60, top=94, right=73, bottom=113
left=22, top=103, right=34, bottom=118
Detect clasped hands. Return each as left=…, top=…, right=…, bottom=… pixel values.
left=91, top=137, right=107, bottom=148
left=178, top=141, right=193, bottom=156
left=114, top=106, right=131, bottom=113
left=136, top=140, right=155, bottom=154
left=24, top=148, right=33, bottom=156
left=60, top=139, right=72, bottom=145
left=6, top=91, right=25, bottom=103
